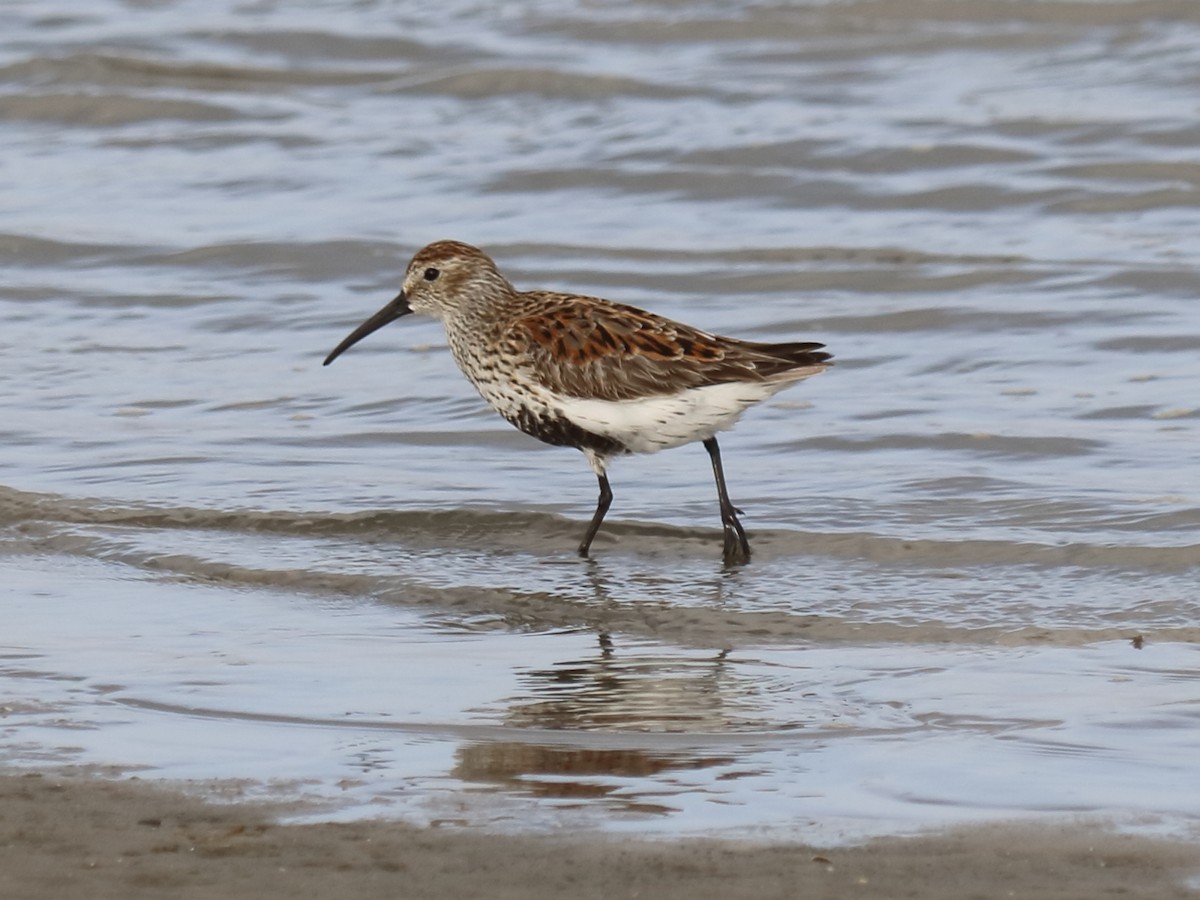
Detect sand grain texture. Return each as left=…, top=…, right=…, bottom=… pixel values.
left=1, top=774, right=1197, bottom=900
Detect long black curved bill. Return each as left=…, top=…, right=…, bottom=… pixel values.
left=323, top=292, right=413, bottom=366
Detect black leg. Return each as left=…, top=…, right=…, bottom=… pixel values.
left=578, top=472, right=613, bottom=557
left=703, top=437, right=751, bottom=566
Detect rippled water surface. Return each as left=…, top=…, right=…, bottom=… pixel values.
left=2, top=0, right=1198, bottom=841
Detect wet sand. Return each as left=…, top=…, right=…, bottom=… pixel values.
left=2, top=772, right=1197, bottom=900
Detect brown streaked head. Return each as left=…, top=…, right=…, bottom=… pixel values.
left=323, top=240, right=510, bottom=366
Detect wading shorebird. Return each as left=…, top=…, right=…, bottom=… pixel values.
left=324, top=240, right=832, bottom=566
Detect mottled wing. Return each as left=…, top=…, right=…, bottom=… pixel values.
left=510, top=292, right=831, bottom=402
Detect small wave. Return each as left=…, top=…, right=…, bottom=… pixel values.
left=0, top=51, right=390, bottom=90
left=3, top=485, right=1197, bottom=651
left=0, top=92, right=242, bottom=126
left=391, top=66, right=701, bottom=101
left=0, top=484, right=572, bottom=545
left=3, top=484, right=1197, bottom=573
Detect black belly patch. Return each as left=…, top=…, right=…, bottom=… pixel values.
left=507, top=406, right=627, bottom=456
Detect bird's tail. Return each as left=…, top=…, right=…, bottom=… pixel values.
left=754, top=341, right=833, bottom=383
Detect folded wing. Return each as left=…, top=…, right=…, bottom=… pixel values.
left=510, top=293, right=832, bottom=402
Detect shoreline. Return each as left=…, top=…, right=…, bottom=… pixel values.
left=2, top=771, right=1197, bottom=899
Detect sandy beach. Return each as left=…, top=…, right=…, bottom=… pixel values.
left=2, top=772, right=1197, bottom=900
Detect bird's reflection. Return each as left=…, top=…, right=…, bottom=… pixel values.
left=503, top=640, right=735, bottom=732
left=576, top=551, right=749, bottom=637
left=451, top=624, right=767, bottom=812
left=453, top=741, right=734, bottom=814
left=511, top=553, right=760, bottom=733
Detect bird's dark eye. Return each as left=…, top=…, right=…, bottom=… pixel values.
left=423, top=267, right=440, bottom=281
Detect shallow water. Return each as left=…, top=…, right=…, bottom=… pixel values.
left=2, top=0, right=1199, bottom=842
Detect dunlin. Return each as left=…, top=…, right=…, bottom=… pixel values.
left=324, top=240, right=832, bottom=565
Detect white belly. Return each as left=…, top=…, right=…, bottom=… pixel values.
left=555, top=381, right=785, bottom=454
